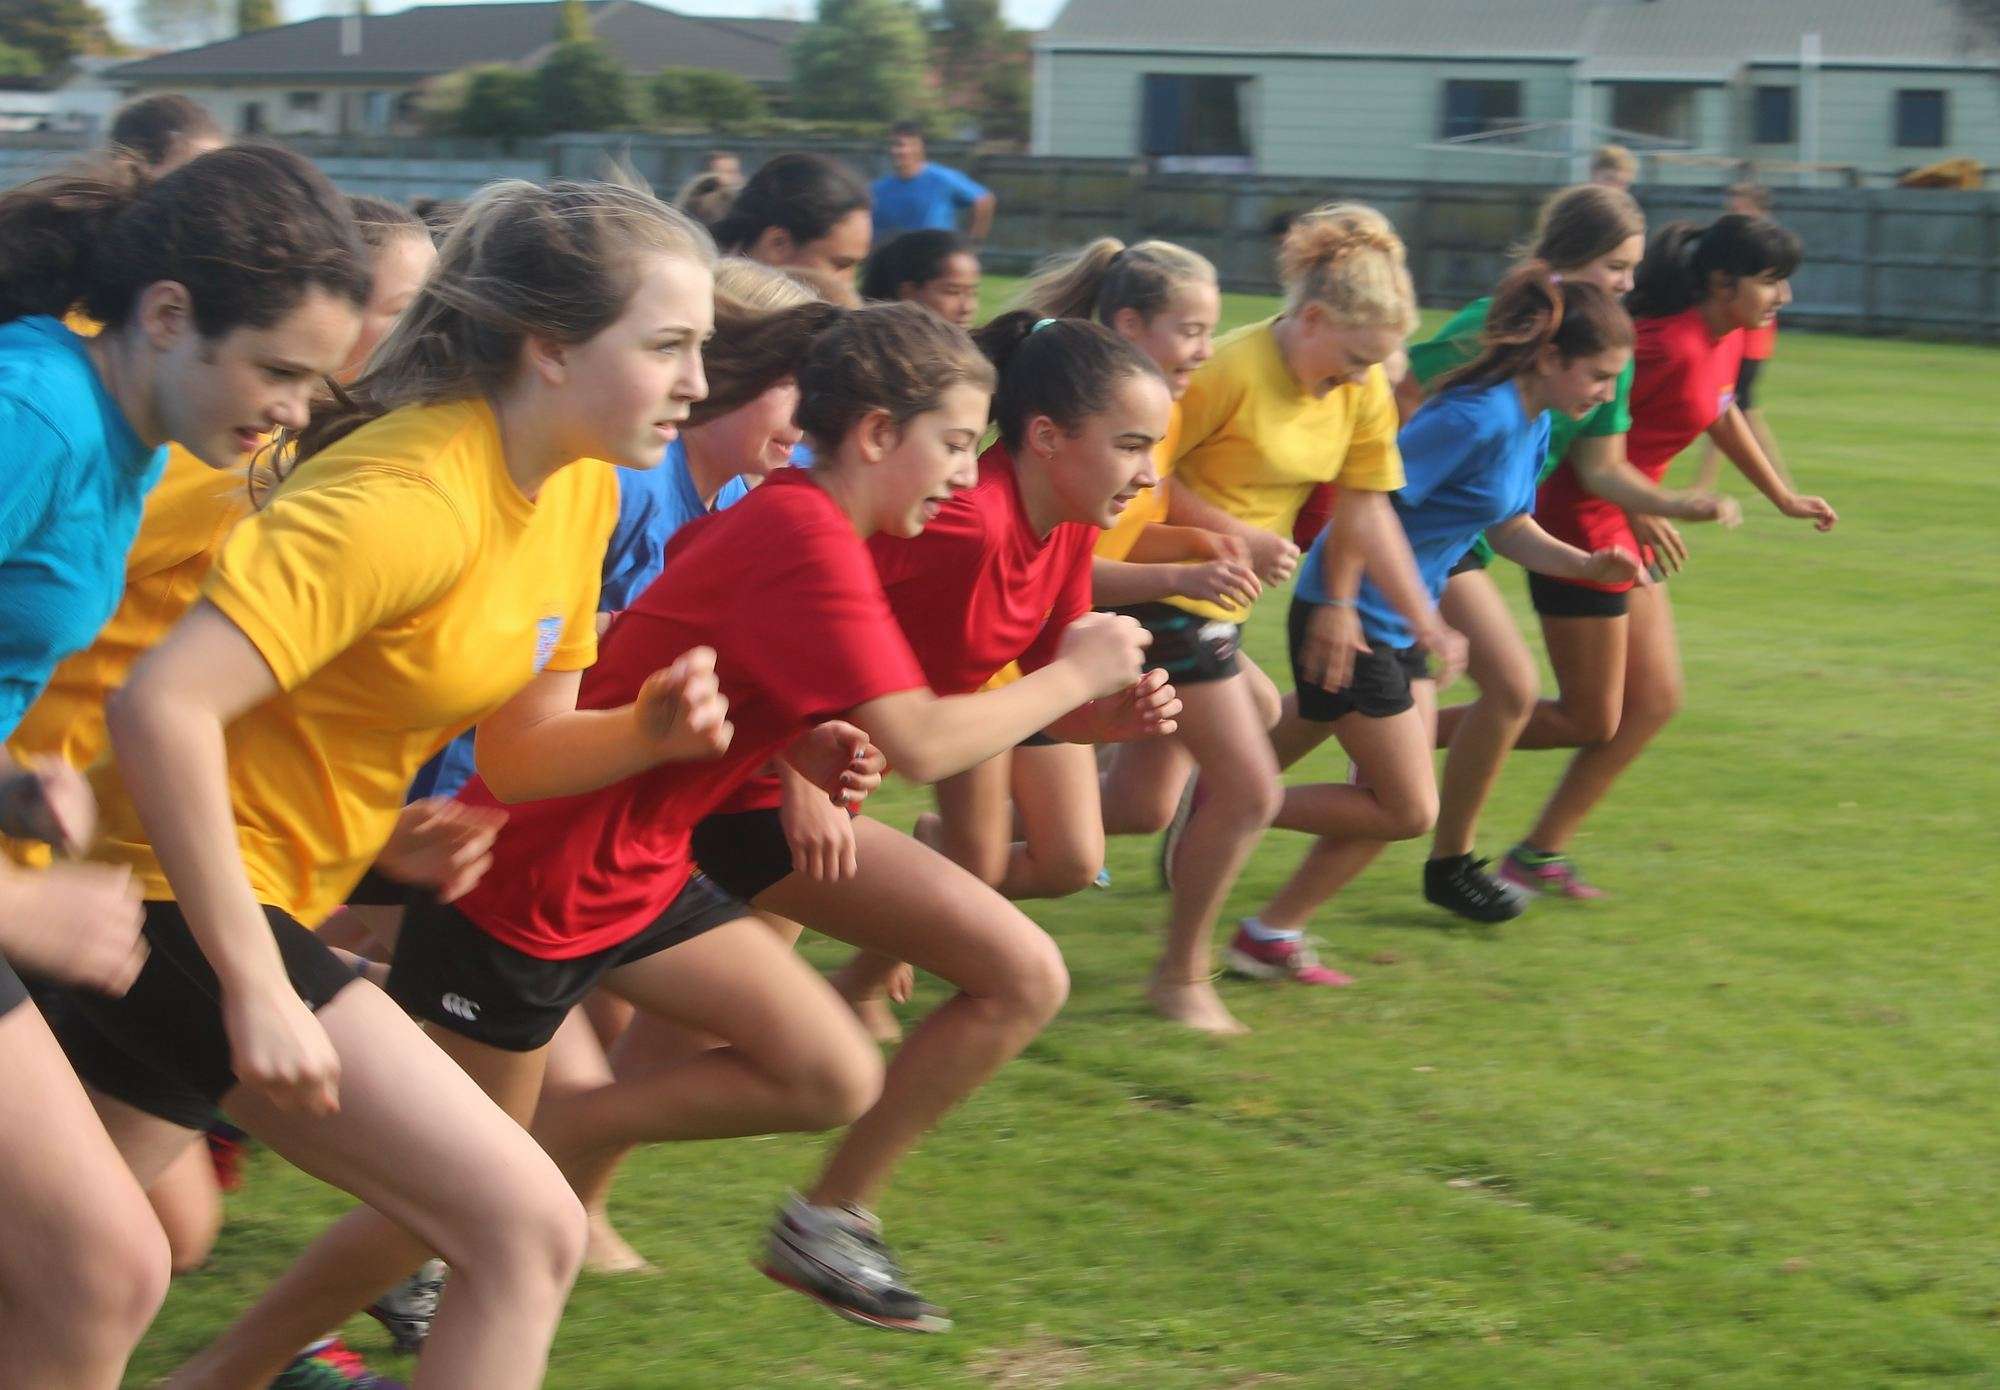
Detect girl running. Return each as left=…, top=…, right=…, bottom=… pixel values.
left=1138, top=203, right=1457, bottom=1032
left=0, top=143, right=369, bottom=1390
left=1240, top=266, right=1645, bottom=958
left=713, top=151, right=873, bottom=288
left=541, top=310, right=1177, bottom=1333
left=860, top=229, right=981, bottom=327
left=1406, top=183, right=1740, bottom=921
left=55, top=179, right=726, bottom=1390
left=1495, top=214, right=1837, bottom=899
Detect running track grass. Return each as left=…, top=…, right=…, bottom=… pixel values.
left=127, top=286, right=2000, bottom=1387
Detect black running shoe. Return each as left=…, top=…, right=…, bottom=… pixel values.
left=1424, top=853, right=1528, bottom=923
left=760, top=1195, right=951, bottom=1334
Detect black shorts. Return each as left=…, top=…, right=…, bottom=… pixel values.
left=1735, top=356, right=1765, bottom=410
left=388, top=874, right=745, bottom=1052
left=1017, top=731, right=1060, bottom=749
left=0, top=952, right=26, bottom=1018
left=1528, top=569, right=1630, bottom=619
left=1101, top=602, right=1241, bottom=685
left=1448, top=548, right=1489, bottom=578
left=690, top=808, right=800, bottom=903
left=1288, top=599, right=1430, bottom=722
left=47, top=900, right=360, bottom=1130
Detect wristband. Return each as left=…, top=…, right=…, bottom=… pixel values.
left=1320, top=596, right=1356, bottom=610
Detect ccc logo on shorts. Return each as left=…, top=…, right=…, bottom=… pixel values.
left=440, top=992, right=482, bottom=1022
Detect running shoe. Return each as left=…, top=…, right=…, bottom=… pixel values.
left=760, top=1195, right=951, bottom=1334
left=1157, top=775, right=1199, bottom=891
left=1223, top=927, right=1354, bottom=986
left=365, top=1259, right=446, bottom=1355
left=205, top=1119, right=252, bottom=1192
left=1424, top=854, right=1529, bottom=923
left=1499, top=845, right=1605, bottom=901
left=1092, top=866, right=1113, bottom=889
left=268, top=1338, right=404, bottom=1389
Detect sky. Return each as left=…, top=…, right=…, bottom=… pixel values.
left=99, top=0, right=1071, bottom=46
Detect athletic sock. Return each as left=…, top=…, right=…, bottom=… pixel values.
left=1239, top=915, right=1302, bottom=943
left=1511, top=844, right=1561, bottom=865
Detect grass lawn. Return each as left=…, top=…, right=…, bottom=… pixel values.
left=129, top=284, right=2000, bottom=1387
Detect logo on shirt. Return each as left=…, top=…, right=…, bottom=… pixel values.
left=532, top=615, right=564, bottom=674
left=1718, top=388, right=1736, bottom=417
left=440, top=992, right=482, bottom=1022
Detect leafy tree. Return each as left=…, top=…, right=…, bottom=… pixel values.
left=454, top=64, right=541, bottom=137
left=0, top=41, right=43, bottom=78
left=556, top=0, right=591, bottom=44
left=790, top=0, right=932, bottom=124
left=536, top=39, right=631, bottom=132
left=650, top=66, right=764, bottom=124
left=236, top=0, right=279, bottom=33
left=0, top=0, right=120, bottom=71
left=135, top=0, right=225, bottom=47
left=930, top=0, right=1027, bottom=140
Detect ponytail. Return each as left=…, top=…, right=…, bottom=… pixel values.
left=1626, top=213, right=1802, bottom=319
left=1015, top=236, right=1215, bottom=326
left=1278, top=202, right=1418, bottom=334
left=971, top=310, right=1164, bottom=451
left=1438, top=260, right=1634, bottom=394
left=0, top=154, right=148, bottom=323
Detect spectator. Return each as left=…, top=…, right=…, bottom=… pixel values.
left=107, top=94, right=223, bottom=174
left=871, top=121, right=995, bottom=242
left=1590, top=144, right=1638, bottom=191
left=704, top=149, right=743, bottom=186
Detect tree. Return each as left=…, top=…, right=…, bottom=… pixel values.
left=790, top=0, right=933, bottom=125
left=931, top=0, right=1027, bottom=140
left=0, top=0, right=119, bottom=72
left=649, top=66, right=765, bottom=125
left=236, top=0, right=279, bottom=33
left=453, top=65, right=541, bottom=137
left=536, top=39, right=632, bottom=132
left=555, top=0, right=591, bottom=44
left=0, top=42, right=43, bottom=78
left=135, top=0, right=226, bottom=47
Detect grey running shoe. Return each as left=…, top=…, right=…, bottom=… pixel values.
left=1157, top=774, right=1199, bottom=891
left=365, top=1259, right=446, bottom=1355
left=760, top=1195, right=951, bottom=1334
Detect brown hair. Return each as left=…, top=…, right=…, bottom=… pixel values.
left=1437, top=260, right=1634, bottom=394
left=690, top=258, right=834, bottom=426
left=1278, top=202, right=1418, bottom=333
left=1591, top=144, right=1638, bottom=180
left=711, top=153, right=869, bottom=256
left=346, top=194, right=427, bottom=253
left=1014, top=236, right=1215, bottom=327
left=794, top=302, right=993, bottom=457
left=1726, top=181, right=1773, bottom=215
left=674, top=170, right=738, bottom=231
left=107, top=93, right=222, bottom=170
left=287, top=178, right=714, bottom=471
left=972, top=311, right=1164, bottom=452
left=0, top=144, right=369, bottom=337
left=1519, top=183, right=1645, bottom=272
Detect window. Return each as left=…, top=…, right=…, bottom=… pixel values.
left=1140, top=74, right=1251, bottom=159
left=239, top=101, right=265, bottom=135
left=1610, top=82, right=1697, bottom=144
left=1895, top=89, right=1947, bottom=148
left=1440, top=79, right=1523, bottom=140
left=1752, top=85, right=1795, bottom=145
left=287, top=90, right=322, bottom=112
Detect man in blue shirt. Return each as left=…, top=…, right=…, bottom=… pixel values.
left=870, top=122, right=996, bottom=241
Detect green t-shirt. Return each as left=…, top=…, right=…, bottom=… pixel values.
left=1407, top=296, right=1636, bottom=564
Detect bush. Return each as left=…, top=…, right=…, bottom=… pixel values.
left=649, top=67, right=767, bottom=125
left=453, top=65, right=541, bottom=138
left=536, top=39, right=633, bottom=133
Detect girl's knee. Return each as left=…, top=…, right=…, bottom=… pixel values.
left=790, top=1029, right=886, bottom=1131
left=1626, top=678, right=1683, bottom=731
left=453, top=1166, right=587, bottom=1291
left=998, top=929, right=1070, bottom=1028
left=1382, top=786, right=1439, bottom=842
left=1030, top=839, right=1105, bottom=898
left=1485, top=659, right=1539, bottom=724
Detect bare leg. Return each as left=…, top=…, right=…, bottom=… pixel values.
left=1505, top=611, right=1628, bottom=752
left=994, top=741, right=1105, bottom=899
left=158, top=984, right=584, bottom=1390
left=1523, top=585, right=1683, bottom=854
left=0, top=1001, right=171, bottom=1390
left=1431, top=570, right=1538, bottom=859
left=1258, top=686, right=1439, bottom=933
left=536, top=1008, right=653, bottom=1275
left=149, top=1138, right=224, bottom=1275
left=1099, top=733, right=1194, bottom=836
left=1147, top=674, right=1282, bottom=1035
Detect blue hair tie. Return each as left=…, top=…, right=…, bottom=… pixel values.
left=1032, top=317, right=1058, bottom=333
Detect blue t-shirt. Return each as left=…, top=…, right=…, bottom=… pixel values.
left=0, top=316, right=166, bottom=738
left=1297, top=380, right=1550, bottom=648
left=406, top=437, right=749, bottom=801
left=869, top=163, right=989, bottom=236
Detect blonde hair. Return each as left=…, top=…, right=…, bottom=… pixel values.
left=1015, top=236, right=1216, bottom=325
left=712, top=256, right=817, bottom=311
left=675, top=170, right=738, bottom=231
left=1277, top=202, right=1417, bottom=333
left=287, top=178, right=713, bottom=472
left=1591, top=143, right=1638, bottom=180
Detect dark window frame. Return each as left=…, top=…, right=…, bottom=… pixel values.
left=1440, top=78, right=1524, bottom=140
left=1894, top=89, right=1947, bottom=149
left=1751, top=85, right=1795, bottom=145
left=1609, top=81, right=1699, bottom=144
left=1140, top=73, right=1253, bottom=159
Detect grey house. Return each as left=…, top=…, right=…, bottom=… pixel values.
left=108, top=1, right=799, bottom=139
left=1032, top=0, right=2000, bottom=184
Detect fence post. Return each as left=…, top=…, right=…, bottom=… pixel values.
left=1984, top=201, right=1999, bottom=345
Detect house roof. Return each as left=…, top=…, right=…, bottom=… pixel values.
left=109, top=0, right=797, bottom=86
left=1041, top=0, right=2000, bottom=71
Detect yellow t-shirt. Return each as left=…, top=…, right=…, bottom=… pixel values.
left=1166, top=317, right=1405, bottom=621
left=92, top=398, right=619, bottom=926
left=1093, top=403, right=1184, bottom=564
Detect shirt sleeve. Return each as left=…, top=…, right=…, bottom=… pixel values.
left=1169, top=349, right=1246, bottom=466
left=1578, top=357, right=1636, bottom=438
left=1337, top=367, right=1407, bottom=492
left=0, top=400, right=69, bottom=564
left=943, top=165, right=990, bottom=206
left=1018, top=532, right=1095, bottom=675
left=1405, top=299, right=1488, bottom=388
left=202, top=466, right=471, bottom=692
left=1393, top=396, right=1490, bottom=511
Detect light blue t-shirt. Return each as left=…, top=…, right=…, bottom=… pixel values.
left=1297, top=379, right=1550, bottom=648
left=870, top=163, right=989, bottom=237
left=407, top=436, right=749, bottom=801
left=0, top=316, right=166, bottom=738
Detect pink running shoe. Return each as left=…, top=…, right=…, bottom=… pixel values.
left=1499, top=846, right=1606, bottom=900
left=1224, top=927, right=1355, bottom=986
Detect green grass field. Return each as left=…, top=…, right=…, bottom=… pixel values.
left=129, top=286, right=2000, bottom=1387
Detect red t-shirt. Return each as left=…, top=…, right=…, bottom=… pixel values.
left=1534, top=307, right=1744, bottom=591
left=450, top=469, right=927, bottom=959
left=714, top=442, right=1098, bottom=817
left=1742, top=321, right=1777, bottom=362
